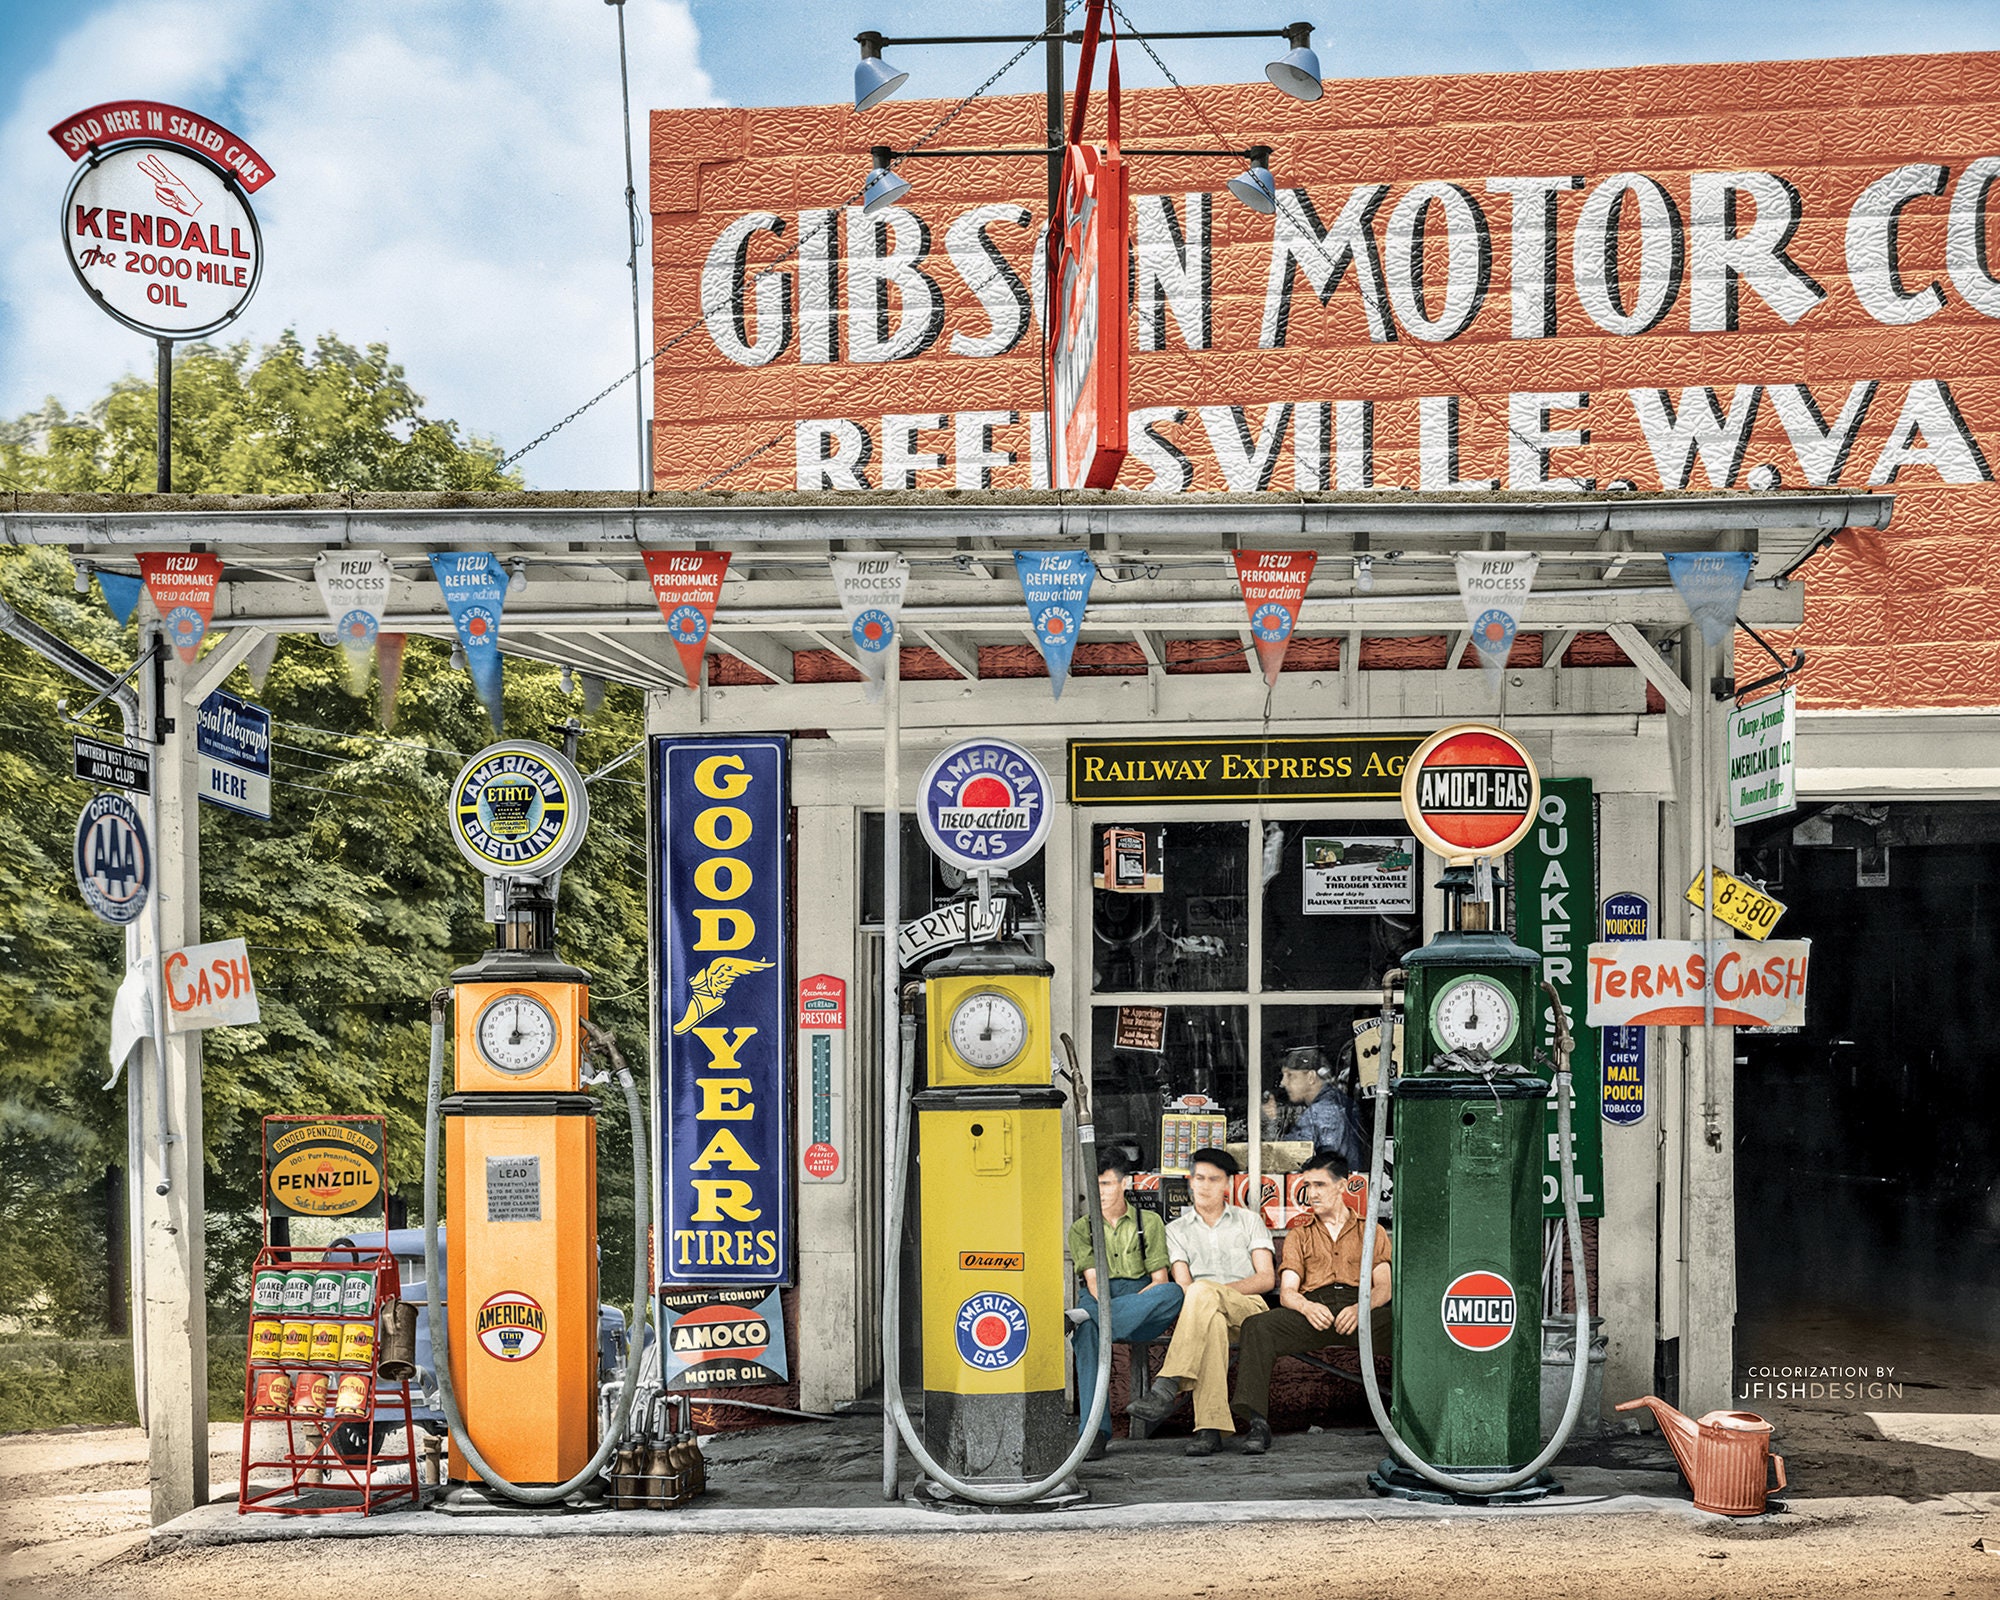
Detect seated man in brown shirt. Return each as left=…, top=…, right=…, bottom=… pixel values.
left=1228, top=1149, right=1392, bottom=1454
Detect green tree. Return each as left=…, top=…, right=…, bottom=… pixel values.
left=1, top=337, right=652, bottom=1348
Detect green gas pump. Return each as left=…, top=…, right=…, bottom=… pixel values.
left=1356, top=725, right=1591, bottom=1504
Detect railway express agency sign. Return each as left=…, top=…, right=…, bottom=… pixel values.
left=1400, top=724, right=1541, bottom=862
left=50, top=100, right=273, bottom=339
left=449, top=742, right=591, bottom=877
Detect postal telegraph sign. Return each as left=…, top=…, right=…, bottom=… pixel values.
left=50, top=101, right=273, bottom=340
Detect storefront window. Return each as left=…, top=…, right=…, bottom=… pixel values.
left=1089, top=821, right=1248, bottom=992
left=1089, top=1004, right=1247, bottom=1171
left=1259, top=820, right=1419, bottom=992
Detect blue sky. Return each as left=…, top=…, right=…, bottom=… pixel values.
left=3, top=0, right=1998, bottom=488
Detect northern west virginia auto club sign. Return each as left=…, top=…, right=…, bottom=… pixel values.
left=50, top=100, right=272, bottom=339
left=655, top=737, right=790, bottom=1286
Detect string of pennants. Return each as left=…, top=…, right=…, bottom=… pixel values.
left=99, top=547, right=1762, bottom=726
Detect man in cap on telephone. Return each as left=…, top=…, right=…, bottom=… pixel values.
left=1276, top=1045, right=1366, bottom=1173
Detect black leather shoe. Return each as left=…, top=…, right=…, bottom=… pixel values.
left=1239, top=1415, right=1272, bottom=1455
left=1125, top=1381, right=1180, bottom=1426
left=1185, top=1429, right=1221, bottom=1457
left=1083, top=1434, right=1108, bottom=1462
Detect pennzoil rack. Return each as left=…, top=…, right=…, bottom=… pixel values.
left=237, top=1115, right=419, bottom=1516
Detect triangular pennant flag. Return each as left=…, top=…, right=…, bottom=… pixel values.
left=98, top=571, right=143, bottom=626
left=376, top=633, right=407, bottom=730
left=641, top=550, right=731, bottom=687
left=1665, top=551, right=1756, bottom=649
left=243, top=633, right=280, bottom=692
left=1014, top=550, right=1095, bottom=699
left=428, top=552, right=509, bottom=732
left=314, top=550, right=390, bottom=696
left=136, top=552, right=222, bottom=661
left=1455, top=552, right=1540, bottom=689
left=829, top=553, right=910, bottom=705
left=1232, top=550, right=1318, bottom=687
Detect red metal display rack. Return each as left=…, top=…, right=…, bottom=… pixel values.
left=239, top=1114, right=419, bottom=1516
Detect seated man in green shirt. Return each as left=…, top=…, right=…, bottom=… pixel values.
left=1069, top=1151, right=1183, bottom=1460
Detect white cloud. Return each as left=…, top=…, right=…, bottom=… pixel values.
left=1, top=0, right=717, bottom=489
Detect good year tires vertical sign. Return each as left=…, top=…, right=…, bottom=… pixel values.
left=654, top=736, right=791, bottom=1286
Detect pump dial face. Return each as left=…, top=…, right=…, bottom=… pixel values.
left=949, top=990, right=1029, bottom=1070
left=1430, top=975, right=1518, bottom=1056
left=476, top=992, right=559, bottom=1075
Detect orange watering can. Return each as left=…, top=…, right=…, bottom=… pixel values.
left=1616, top=1396, right=1786, bottom=1515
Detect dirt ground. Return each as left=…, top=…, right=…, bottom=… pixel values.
left=5, top=1422, right=2000, bottom=1600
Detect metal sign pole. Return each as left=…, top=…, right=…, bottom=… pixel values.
left=156, top=340, right=172, bottom=494
left=880, top=628, right=902, bottom=1497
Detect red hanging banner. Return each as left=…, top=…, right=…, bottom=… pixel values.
left=642, top=550, right=732, bottom=686
left=137, top=551, right=222, bottom=662
left=1231, top=550, right=1318, bottom=685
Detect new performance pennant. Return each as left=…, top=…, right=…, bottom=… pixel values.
left=1232, top=550, right=1318, bottom=687
left=829, top=553, right=910, bottom=704
left=1665, top=551, right=1756, bottom=649
left=136, top=552, right=222, bottom=662
left=643, top=550, right=732, bottom=687
left=1014, top=549, right=1095, bottom=698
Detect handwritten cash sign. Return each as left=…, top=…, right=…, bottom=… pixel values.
left=52, top=101, right=269, bottom=339
left=1584, top=939, right=1811, bottom=1029
left=1728, top=689, right=1796, bottom=824
left=164, top=937, right=260, bottom=1032
left=1070, top=734, right=1423, bottom=803
left=655, top=737, right=791, bottom=1286
left=1400, top=723, right=1541, bottom=860
left=919, top=737, right=1054, bottom=873
left=263, top=1117, right=386, bottom=1218
left=448, top=741, right=590, bottom=878
left=657, top=1287, right=790, bottom=1388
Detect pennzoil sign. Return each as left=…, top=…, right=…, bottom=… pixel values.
left=262, top=1117, right=386, bottom=1218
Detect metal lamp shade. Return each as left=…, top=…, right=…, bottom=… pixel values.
left=1226, top=164, right=1278, bottom=215
left=1265, top=45, right=1324, bottom=102
left=854, top=55, right=910, bottom=113
left=862, top=163, right=912, bottom=215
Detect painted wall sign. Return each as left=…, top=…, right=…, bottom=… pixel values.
left=655, top=736, right=790, bottom=1286
left=1584, top=938, right=1811, bottom=1029
left=656, top=1287, right=790, bottom=1388
left=1512, top=777, right=1603, bottom=1220
left=73, top=792, right=150, bottom=926
left=1728, top=689, right=1797, bottom=824
left=72, top=734, right=149, bottom=794
left=262, top=1116, right=386, bottom=1219
left=650, top=54, right=2000, bottom=715
left=1400, top=723, right=1541, bottom=860
left=1599, top=892, right=1650, bottom=1126
left=56, top=126, right=266, bottom=339
left=164, top=937, right=260, bottom=1032
left=918, top=737, right=1054, bottom=873
left=196, top=688, right=271, bottom=819
left=448, top=742, right=590, bottom=879
left=797, top=975, right=846, bottom=1185
left=1069, top=733, right=1423, bottom=803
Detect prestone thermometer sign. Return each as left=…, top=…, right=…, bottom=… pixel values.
left=1400, top=723, right=1541, bottom=862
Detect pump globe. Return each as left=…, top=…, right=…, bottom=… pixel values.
left=1265, top=43, right=1324, bottom=101
left=854, top=53, right=909, bottom=112
left=862, top=161, right=911, bottom=216
left=1227, top=163, right=1278, bottom=215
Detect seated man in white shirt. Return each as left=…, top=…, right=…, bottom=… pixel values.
left=1124, top=1147, right=1276, bottom=1456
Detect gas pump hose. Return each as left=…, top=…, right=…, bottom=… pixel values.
left=878, top=999, right=1115, bottom=1505
left=422, top=990, right=653, bottom=1505
left=1354, top=972, right=1593, bottom=1496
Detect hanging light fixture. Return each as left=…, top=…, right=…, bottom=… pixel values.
left=862, top=146, right=911, bottom=216
left=450, top=640, right=466, bottom=671
left=560, top=665, right=575, bottom=695
left=1354, top=555, right=1374, bottom=594
left=1227, top=146, right=1278, bottom=214
left=507, top=557, right=529, bottom=596
left=1265, top=22, right=1323, bottom=102
left=853, top=31, right=909, bottom=112
left=72, top=560, right=93, bottom=595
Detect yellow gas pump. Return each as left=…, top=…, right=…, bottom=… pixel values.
left=421, top=740, right=651, bottom=1507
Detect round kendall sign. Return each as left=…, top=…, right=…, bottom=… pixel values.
left=1440, top=1270, right=1518, bottom=1352
left=1400, top=723, right=1541, bottom=861
left=918, top=737, right=1053, bottom=874
left=955, top=1291, right=1030, bottom=1371
left=449, top=741, right=591, bottom=878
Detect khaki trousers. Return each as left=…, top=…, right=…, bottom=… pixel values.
left=1156, top=1279, right=1267, bottom=1434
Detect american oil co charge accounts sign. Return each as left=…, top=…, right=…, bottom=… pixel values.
left=50, top=100, right=273, bottom=339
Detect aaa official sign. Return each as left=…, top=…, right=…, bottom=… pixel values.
left=1584, top=939, right=1811, bottom=1029
left=52, top=102, right=271, bottom=339
left=74, top=793, right=149, bottom=926
left=655, top=737, right=790, bottom=1286
left=262, top=1116, right=386, bottom=1219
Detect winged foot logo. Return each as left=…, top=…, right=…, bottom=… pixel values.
left=673, top=955, right=775, bottom=1035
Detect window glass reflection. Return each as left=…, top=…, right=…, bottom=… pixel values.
left=1259, top=820, right=1418, bottom=992
left=1091, top=821, right=1249, bottom=993
left=1089, top=1004, right=1248, bottom=1172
